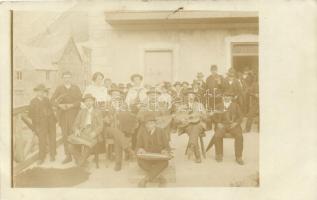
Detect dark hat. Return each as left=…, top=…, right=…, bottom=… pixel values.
left=173, top=81, right=181, bottom=87
left=109, top=86, right=123, bottom=95
left=184, top=88, right=196, bottom=95
left=210, top=65, right=218, bottom=70
left=192, top=80, right=199, bottom=86
left=223, top=92, right=235, bottom=97
left=62, top=71, right=72, bottom=77
left=118, top=83, right=125, bottom=89
left=227, top=71, right=235, bottom=77
left=146, top=87, right=161, bottom=95
left=182, top=81, right=189, bottom=86
left=33, top=84, right=48, bottom=91
left=143, top=112, right=157, bottom=123
left=130, top=74, right=143, bottom=81
left=197, top=72, right=204, bottom=78
left=82, top=93, right=95, bottom=101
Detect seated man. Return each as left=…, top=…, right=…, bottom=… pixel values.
left=212, top=92, right=244, bottom=165
left=176, top=89, right=207, bottom=163
left=136, top=112, right=171, bottom=187
left=104, top=86, right=138, bottom=171
left=67, top=94, right=104, bottom=167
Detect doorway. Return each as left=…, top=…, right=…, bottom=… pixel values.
left=231, top=42, right=258, bottom=75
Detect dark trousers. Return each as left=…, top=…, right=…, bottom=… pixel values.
left=105, top=127, right=131, bottom=164
left=245, top=100, right=259, bottom=132
left=186, top=123, right=205, bottom=159
left=214, top=125, right=243, bottom=158
left=138, top=159, right=168, bottom=181
left=36, top=119, right=56, bottom=160
left=68, top=143, right=92, bottom=165
left=59, top=110, right=78, bottom=156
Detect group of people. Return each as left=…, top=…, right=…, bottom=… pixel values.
left=27, top=64, right=259, bottom=187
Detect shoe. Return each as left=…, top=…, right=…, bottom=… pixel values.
left=37, top=159, right=44, bottom=165
left=114, top=162, right=122, bottom=171
left=158, top=176, right=167, bottom=187
left=236, top=157, right=244, bottom=165
left=215, top=155, right=223, bottom=162
left=195, top=158, right=202, bottom=163
left=138, top=178, right=148, bottom=188
left=62, top=156, right=72, bottom=164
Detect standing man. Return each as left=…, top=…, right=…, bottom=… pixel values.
left=51, top=71, right=82, bottom=164
left=28, top=84, right=57, bottom=165
left=195, top=72, right=206, bottom=90
left=125, top=74, right=147, bottom=113
left=205, top=65, right=225, bottom=111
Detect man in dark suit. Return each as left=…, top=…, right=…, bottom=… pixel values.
left=205, top=65, right=226, bottom=108
left=212, top=92, right=244, bottom=165
left=51, top=71, right=82, bottom=164
left=136, top=112, right=170, bottom=187
left=28, top=84, right=57, bottom=165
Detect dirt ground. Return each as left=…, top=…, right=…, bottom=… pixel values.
left=26, top=128, right=259, bottom=188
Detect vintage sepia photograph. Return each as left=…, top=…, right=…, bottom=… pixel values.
left=11, top=0, right=259, bottom=188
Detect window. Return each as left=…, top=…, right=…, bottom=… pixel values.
left=16, top=71, right=22, bottom=80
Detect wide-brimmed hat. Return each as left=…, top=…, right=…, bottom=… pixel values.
left=183, top=88, right=196, bottom=95
left=82, top=93, right=95, bottom=101
left=130, top=74, right=143, bottom=81
left=146, top=87, right=161, bottom=95
left=197, top=72, right=204, bottom=78
left=109, top=86, right=123, bottom=95
left=173, top=81, right=181, bottom=87
left=33, top=84, right=48, bottom=92
left=182, top=81, right=189, bottom=86
left=223, top=92, right=235, bottom=97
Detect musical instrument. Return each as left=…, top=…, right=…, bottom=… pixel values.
left=67, top=126, right=97, bottom=148
left=173, top=112, right=202, bottom=128
left=136, top=152, right=173, bottom=161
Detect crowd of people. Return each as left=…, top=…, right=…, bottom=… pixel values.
left=27, top=64, right=259, bottom=187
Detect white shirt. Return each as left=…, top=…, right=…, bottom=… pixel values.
left=125, top=86, right=147, bottom=106
left=158, top=93, right=172, bottom=109
left=84, top=84, right=110, bottom=102
left=85, top=107, right=93, bottom=126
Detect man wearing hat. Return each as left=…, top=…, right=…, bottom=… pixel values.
left=205, top=65, right=226, bottom=109
left=67, top=93, right=104, bottom=167
left=171, top=81, right=184, bottom=102
left=223, top=71, right=241, bottom=100
left=195, top=72, right=206, bottom=90
left=136, top=112, right=171, bottom=187
left=104, top=86, right=138, bottom=170
left=209, top=92, right=244, bottom=165
left=28, top=84, right=57, bottom=165
left=51, top=71, right=82, bottom=164
left=178, top=88, right=207, bottom=163
left=125, top=74, right=147, bottom=113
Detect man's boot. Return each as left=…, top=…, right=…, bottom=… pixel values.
left=114, top=162, right=122, bottom=171
left=236, top=157, right=244, bottom=165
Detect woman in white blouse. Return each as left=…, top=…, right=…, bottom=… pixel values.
left=84, top=72, right=110, bottom=109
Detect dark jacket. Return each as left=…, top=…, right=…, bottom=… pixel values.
left=205, top=74, right=225, bottom=94
left=136, top=126, right=170, bottom=153
left=213, top=101, right=243, bottom=125
left=72, top=107, right=104, bottom=143
left=28, top=97, right=56, bottom=129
